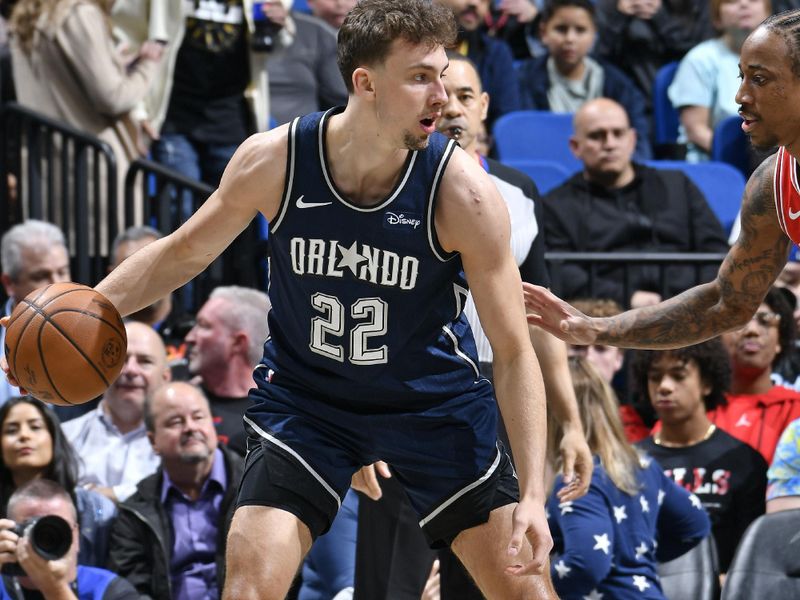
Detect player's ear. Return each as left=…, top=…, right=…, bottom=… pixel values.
left=352, top=67, right=375, bottom=99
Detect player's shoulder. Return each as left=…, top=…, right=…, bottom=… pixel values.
left=742, top=150, right=778, bottom=215
left=439, top=145, right=499, bottom=201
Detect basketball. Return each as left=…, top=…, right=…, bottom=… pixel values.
left=4, top=282, right=127, bottom=406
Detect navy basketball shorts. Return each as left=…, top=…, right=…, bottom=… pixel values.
left=236, top=369, right=519, bottom=548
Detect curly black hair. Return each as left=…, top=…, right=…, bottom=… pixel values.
left=630, top=338, right=732, bottom=411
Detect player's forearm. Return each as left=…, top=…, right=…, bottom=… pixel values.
left=528, top=326, right=582, bottom=433
left=493, top=349, right=548, bottom=500
left=594, top=279, right=750, bottom=349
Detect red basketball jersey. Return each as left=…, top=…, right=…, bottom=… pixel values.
left=774, top=146, right=800, bottom=244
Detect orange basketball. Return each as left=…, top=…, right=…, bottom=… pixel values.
left=4, top=282, right=127, bottom=406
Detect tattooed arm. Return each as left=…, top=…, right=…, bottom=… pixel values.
left=524, top=155, right=792, bottom=349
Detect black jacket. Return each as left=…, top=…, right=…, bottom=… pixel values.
left=108, top=446, right=244, bottom=600
left=542, top=163, right=729, bottom=305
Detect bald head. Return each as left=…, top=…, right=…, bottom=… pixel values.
left=570, top=98, right=636, bottom=188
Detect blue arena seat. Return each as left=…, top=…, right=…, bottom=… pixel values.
left=653, top=62, right=681, bottom=145
left=645, top=160, right=746, bottom=233
left=711, top=115, right=749, bottom=176
left=293, top=0, right=312, bottom=13
left=502, top=159, right=572, bottom=195
left=492, top=110, right=582, bottom=173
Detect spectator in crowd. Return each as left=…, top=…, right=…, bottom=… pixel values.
left=184, top=286, right=270, bottom=456
left=0, top=479, right=139, bottom=600
left=668, top=0, right=771, bottom=162
left=267, top=0, right=350, bottom=125
left=594, top=0, right=714, bottom=106
left=542, top=97, right=729, bottom=307
left=517, top=0, right=653, bottom=159
left=480, top=0, right=543, bottom=60
left=436, top=0, right=520, bottom=126
left=108, top=381, right=243, bottom=600
left=633, top=339, right=768, bottom=572
left=766, top=415, right=800, bottom=512
left=9, top=0, right=163, bottom=207
left=712, top=286, right=800, bottom=463
left=0, top=396, right=116, bottom=568
left=0, top=220, right=70, bottom=406
left=547, top=356, right=710, bottom=599
left=306, top=0, right=356, bottom=29
left=62, top=321, right=168, bottom=502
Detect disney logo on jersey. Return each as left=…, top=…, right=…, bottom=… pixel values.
left=383, top=211, right=422, bottom=231
left=290, top=238, right=419, bottom=290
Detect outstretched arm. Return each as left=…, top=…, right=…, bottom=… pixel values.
left=525, top=154, right=790, bottom=349
left=438, top=148, right=551, bottom=575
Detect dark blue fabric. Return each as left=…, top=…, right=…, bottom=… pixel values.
left=466, top=32, right=521, bottom=126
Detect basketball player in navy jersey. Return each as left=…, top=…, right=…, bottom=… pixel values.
left=523, top=10, right=800, bottom=355
left=1, top=1, right=556, bottom=598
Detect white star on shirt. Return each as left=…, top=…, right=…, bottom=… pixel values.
left=559, top=501, right=574, bottom=515
left=635, top=541, right=648, bottom=560
left=554, top=560, right=571, bottom=579
left=337, top=241, right=366, bottom=276
left=689, top=494, right=703, bottom=509
left=640, top=495, right=650, bottom=513
left=632, top=575, right=651, bottom=592
left=658, top=489, right=665, bottom=506
left=613, top=505, right=627, bottom=524
left=593, top=533, right=611, bottom=555
left=583, top=590, right=604, bottom=600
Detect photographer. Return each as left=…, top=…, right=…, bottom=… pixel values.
left=0, top=480, right=137, bottom=600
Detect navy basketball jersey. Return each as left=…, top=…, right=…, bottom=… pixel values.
left=260, top=108, right=485, bottom=409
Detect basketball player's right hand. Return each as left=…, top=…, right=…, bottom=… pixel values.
left=0, top=317, right=24, bottom=392
left=505, top=498, right=553, bottom=576
left=351, top=461, right=391, bottom=500
left=523, top=283, right=598, bottom=346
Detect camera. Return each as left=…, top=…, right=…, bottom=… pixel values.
left=251, top=2, right=282, bottom=53
left=1, top=515, right=73, bottom=576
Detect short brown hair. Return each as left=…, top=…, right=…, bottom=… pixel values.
left=337, top=0, right=457, bottom=93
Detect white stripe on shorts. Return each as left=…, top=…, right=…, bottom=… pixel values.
left=418, top=445, right=502, bottom=528
left=243, top=415, right=342, bottom=509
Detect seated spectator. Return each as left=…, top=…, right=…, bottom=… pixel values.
left=517, top=0, right=653, bottom=159
left=306, top=0, right=357, bottom=29
left=1, top=221, right=70, bottom=407
left=184, top=286, right=270, bottom=456
left=62, top=321, right=168, bottom=502
left=0, top=479, right=138, bottom=599
left=108, top=382, right=243, bottom=600
left=668, top=0, right=770, bottom=162
left=0, top=397, right=116, bottom=568
left=436, top=0, right=520, bottom=126
left=267, top=1, right=350, bottom=125
left=633, top=339, right=768, bottom=572
left=547, top=356, right=710, bottom=599
left=9, top=0, right=163, bottom=205
left=766, top=416, right=800, bottom=513
left=542, top=97, right=729, bottom=307
left=712, top=286, right=800, bottom=463
left=481, top=0, right=543, bottom=60
left=594, top=0, right=714, bottom=107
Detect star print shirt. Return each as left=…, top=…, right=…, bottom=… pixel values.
left=547, top=456, right=710, bottom=599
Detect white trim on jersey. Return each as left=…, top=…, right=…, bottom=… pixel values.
left=442, top=325, right=480, bottom=380
left=418, top=446, right=502, bottom=528
left=243, top=415, right=342, bottom=509
left=271, top=118, right=299, bottom=233
left=318, top=110, right=418, bottom=212
left=427, top=139, right=458, bottom=261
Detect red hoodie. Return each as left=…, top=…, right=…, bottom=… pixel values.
left=707, top=385, right=800, bottom=464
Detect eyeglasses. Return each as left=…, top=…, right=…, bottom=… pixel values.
left=751, top=311, right=781, bottom=328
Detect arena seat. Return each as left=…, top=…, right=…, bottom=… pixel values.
left=644, top=160, right=746, bottom=233
left=711, top=115, right=749, bottom=177
left=658, top=535, right=719, bottom=600
left=722, top=510, right=800, bottom=599
left=653, top=61, right=681, bottom=146
left=502, top=159, right=572, bottom=195
left=492, top=110, right=582, bottom=173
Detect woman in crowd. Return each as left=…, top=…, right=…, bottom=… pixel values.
left=546, top=357, right=710, bottom=599
left=0, top=396, right=116, bottom=568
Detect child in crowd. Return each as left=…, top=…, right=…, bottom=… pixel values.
left=633, top=339, right=768, bottom=572
left=516, top=0, right=652, bottom=159
left=546, top=356, right=709, bottom=599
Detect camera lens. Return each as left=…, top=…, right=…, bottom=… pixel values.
left=29, top=515, right=72, bottom=561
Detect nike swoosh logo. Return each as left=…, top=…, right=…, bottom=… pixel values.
left=296, top=195, right=332, bottom=209
left=790, top=207, right=800, bottom=220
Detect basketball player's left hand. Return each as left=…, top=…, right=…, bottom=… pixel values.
left=505, top=499, right=553, bottom=576
left=557, top=427, right=593, bottom=502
